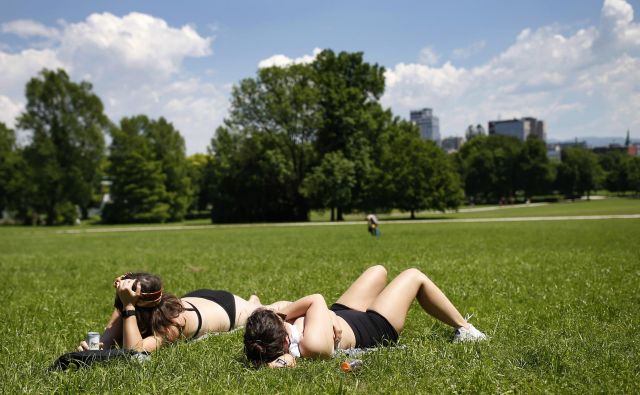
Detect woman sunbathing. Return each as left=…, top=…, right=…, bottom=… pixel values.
left=244, top=265, right=486, bottom=367
left=78, top=272, right=289, bottom=352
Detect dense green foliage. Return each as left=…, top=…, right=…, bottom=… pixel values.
left=102, top=116, right=171, bottom=223
left=16, top=69, right=109, bottom=225
left=0, top=123, right=20, bottom=215
left=1, top=60, right=638, bottom=226
left=556, top=147, right=604, bottom=199
left=103, top=115, right=191, bottom=223
left=0, top=202, right=638, bottom=393
left=208, top=50, right=463, bottom=222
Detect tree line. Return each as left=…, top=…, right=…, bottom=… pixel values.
left=455, top=134, right=640, bottom=202
left=1, top=50, right=639, bottom=225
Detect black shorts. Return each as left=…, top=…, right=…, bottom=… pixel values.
left=330, top=303, right=398, bottom=348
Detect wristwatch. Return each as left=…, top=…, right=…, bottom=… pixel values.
left=121, top=309, right=136, bottom=318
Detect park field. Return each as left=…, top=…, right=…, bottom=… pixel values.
left=0, top=200, right=639, bottom=393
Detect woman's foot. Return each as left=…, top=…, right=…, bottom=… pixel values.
left=453, top=324, right=487, bottom=342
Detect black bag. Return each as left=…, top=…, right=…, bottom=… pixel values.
left=49, top=349, right=150, bottom=371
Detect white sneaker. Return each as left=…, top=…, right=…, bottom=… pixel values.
left=453, top=324, right=487, bottom=343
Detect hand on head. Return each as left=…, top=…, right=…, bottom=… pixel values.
left=115, top=278, right=141, bottom=306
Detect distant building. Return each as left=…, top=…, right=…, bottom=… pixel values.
left=410, top=108, right=440, bottom=145
left=488, top=117, right=546, bottom=141
left=546, top=144, right=561, bottom=162
left=547, top=140, right=588, bottom=161
left=441, top=136, right=465, bottom=153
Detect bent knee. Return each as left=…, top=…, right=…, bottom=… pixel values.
left=401, top=267, right=429, bottom=280
left=368, top=265, right=387, bottom=277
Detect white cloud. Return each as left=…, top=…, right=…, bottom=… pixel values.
left=0, top=48, right=65, bottom=99
left=0, top=12, right=219, bottom=154
left=0, top=95, right=22, bottom=127
left=258, top=48, right=322, bottom=68
left=58, top=12, right=212, bottom=80
left=452, top=40, right=486, bottom=59
left=104, top=78, right=230, bottom=154
left=418, top=46, right=439, bottom=65
left=1, top=19, right=59, bottom=39
left=382, top=0, right=640, bottom=140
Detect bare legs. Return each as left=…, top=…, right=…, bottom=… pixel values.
left=335, top=265, right=388, bottom=311
left=369, top=268, right=468, bottom=333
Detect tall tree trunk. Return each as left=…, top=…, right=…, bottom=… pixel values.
left=330, top=207, right=335, bottom=222
left=410, top=209, right=415, bottom=219
left=337, top=207, right=344, bottom=221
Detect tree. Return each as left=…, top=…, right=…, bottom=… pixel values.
left=207, top=126, right=305, bottom=223
left=0, top=123, right=16, bottom=216
left=17, top=69, right=108, bottom=224
left=145, top=117, right=192, bottom=221
left=599, top=150, right=629, bottom=194
left=301, top=151, right=356, bottom=221
left=627, top=157, right=640, bottom=195
left=102, top=117, right=170, bottom=223
left=556, top=147, right=603, bottom=199
left=457, top=135, right=521, bottom=202
left=517, top=136, right=553, bottom=199
left=186, top=153, right=211, bottom=216
left=207, top=63, right=321, bottom=222
left=312, top=49, right=388, bottom=218
left=383, top=128, right=463, bottom=218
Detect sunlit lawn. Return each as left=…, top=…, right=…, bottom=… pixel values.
left=0, top=199, right=638, bottom=393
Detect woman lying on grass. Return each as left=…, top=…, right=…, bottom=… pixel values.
left=78, top=272, right=289, bottom=353
left=244, top=265, right=486, bottom=367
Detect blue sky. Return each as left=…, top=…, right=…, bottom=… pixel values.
left=1, top=0, right=639, bottom=153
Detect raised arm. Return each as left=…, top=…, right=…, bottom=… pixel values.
left=282, top=294, right=335, bottom=358
left=117, top=278, right=164, bottom=352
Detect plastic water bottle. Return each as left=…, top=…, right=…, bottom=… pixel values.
left=340, top=359, right=364, bottom=372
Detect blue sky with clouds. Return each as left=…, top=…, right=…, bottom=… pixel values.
left=1, top=0, right=639, bottom=153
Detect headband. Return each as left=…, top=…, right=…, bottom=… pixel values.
left=114, top=273, right=163, bottom=308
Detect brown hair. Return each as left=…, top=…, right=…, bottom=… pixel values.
left=243, top=308, right=288, bottom=366
left=114, top=272, right=184, bottom=342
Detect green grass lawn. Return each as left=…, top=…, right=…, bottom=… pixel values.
left=315, top=197, right=640, bottom=222
left=1, top=202, right=639, bottom=393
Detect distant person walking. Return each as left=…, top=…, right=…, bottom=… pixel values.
left=367, top=214, right=380, bottom=236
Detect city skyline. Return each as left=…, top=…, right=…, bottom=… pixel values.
left=1, top=0, right=639, bottom=154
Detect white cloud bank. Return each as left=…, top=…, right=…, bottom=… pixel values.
left=382, top=0, right=640, bottom=140
left=0, top=12, right=226, bottom=154
left=1, top=1, right=639, bottom=154
left=258, top=47, right=323, bottom=68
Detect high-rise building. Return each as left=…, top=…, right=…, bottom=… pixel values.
left=410, top=108, right=440, bottom=145
left=488, top=117, right=546, bottom=141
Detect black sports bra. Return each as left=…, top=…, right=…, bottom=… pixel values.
left=183, top=301, right=202, bottom=339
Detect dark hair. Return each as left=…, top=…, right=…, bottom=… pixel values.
left=113, top=272, right=184, bottom=341
left=243, top=308, right=288, bottom=366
